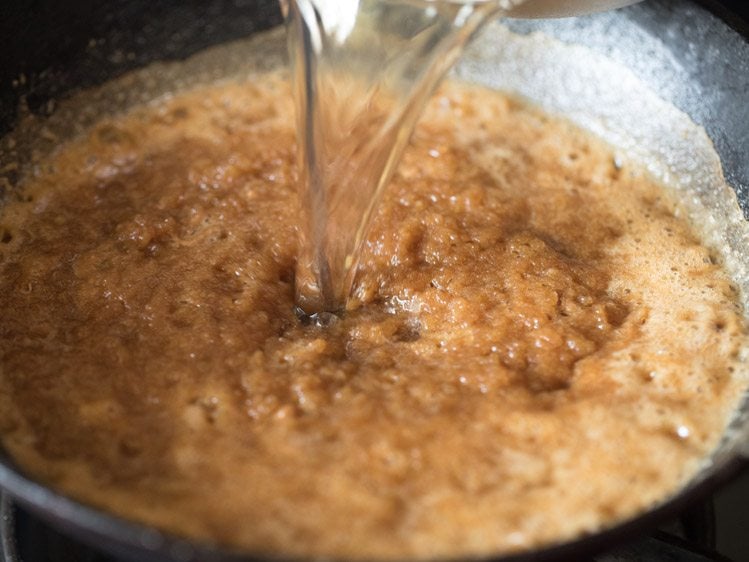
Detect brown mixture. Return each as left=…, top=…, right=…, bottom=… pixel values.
left=0, top=74, right=747, bottom=560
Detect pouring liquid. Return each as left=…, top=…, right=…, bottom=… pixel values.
left=284, top=0, right=506, bottom=315
left=283, top=0, right=639, bottom=315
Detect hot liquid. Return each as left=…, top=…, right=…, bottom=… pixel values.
left=285, top=0, right=502, bottom=313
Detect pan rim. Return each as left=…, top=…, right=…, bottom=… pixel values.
left=0, top=449, right=746, bottom=562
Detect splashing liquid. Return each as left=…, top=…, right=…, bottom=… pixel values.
left=282, top=0, right=640, bottom=314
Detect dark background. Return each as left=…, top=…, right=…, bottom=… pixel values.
left=0, top=0, right=283, bottom=135
left=701, top=0, right=749, bottom=30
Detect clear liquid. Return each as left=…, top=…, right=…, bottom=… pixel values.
left=284, top=0, right=504, bottom=313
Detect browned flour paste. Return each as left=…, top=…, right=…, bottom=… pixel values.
left=0, top=73, right=747, bottom=559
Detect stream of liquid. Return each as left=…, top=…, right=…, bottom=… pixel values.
left=282, top=0, right=638, bottom=315
left=283, top=0, right=510, bottom=315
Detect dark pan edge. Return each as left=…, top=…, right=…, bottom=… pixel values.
left=0, top=430, right=748, bottom=562
left=696, top=0, right=749, bottom=37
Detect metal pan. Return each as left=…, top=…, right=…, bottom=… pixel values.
left=0, top=0, right=748, bottom=560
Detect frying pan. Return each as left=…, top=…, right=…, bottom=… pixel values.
left=0, top=0, right=748, bottom=560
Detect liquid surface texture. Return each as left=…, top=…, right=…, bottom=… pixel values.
left=0, top=74, right=748, bottom=559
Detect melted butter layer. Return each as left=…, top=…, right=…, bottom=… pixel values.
left=0, top=75, right=747, bottom=560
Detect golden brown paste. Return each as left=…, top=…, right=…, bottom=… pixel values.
left=0, top=74, right=747, bottom=560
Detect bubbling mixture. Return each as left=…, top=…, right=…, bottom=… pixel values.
left=0, top=73, right=748, bottom=560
